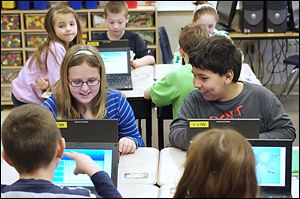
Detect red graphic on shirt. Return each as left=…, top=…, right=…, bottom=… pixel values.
left=209, top=105, right=244, bottom=119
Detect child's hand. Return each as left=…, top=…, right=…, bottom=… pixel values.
left=35, top=76, right=50, bottom=90
left=63, top=152, right=101, bottom=177
left=118, top=137, right=136, bottom=155
left=131, top=59, right=140, bottom=69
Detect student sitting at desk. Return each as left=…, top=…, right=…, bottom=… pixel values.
left=95, top=1, right=155, bottom=68
left=169, top=35, right=296, bottom=151
left=42, top=44, right=145, bottom=155
left=144, top=24, right=210, bottom=118
left=174, top=128, right=259, bottom=198
left=1, top=104, right=122, bottom=198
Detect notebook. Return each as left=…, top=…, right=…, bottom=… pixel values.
left=247, top=139, right=293, bottom=198
left=56, top=119, right=118, bottom=143
left=99, top=47, right=133, bottom=90
left=187, top=118, right=260, bottom=147
left=53, top=142, right=119, bottom=189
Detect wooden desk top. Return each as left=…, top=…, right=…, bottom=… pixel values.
left=229, top=32, right=299, bottom=39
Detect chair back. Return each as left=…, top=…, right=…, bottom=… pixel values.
left=158, top=26, right=173, bottom=64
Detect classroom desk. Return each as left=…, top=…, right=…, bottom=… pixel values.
left=157, top=147, right=185, bottom=186
left=153, top=63, right=262, bottom=150
left=2, top=146, right=298, bottom=198
left=229, top=32, right=299, bottom=40
left=118, top=147, right=159, bottom=185
left=1, top=147, right=160, bottom=198
left=118, top=184, right=159, bottom=198
left=157, top=146, right=300, bottom=198
left=122, top=65, right=155, bottom=147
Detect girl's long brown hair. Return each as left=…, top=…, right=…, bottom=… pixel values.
left=55, top=44, right=107, bottom=119
left=29, top=5, right=82, bottom=72
left=174, top=128, right=259, bottom=198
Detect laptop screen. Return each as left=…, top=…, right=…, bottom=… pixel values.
left=252, top=146, right=286, bottom=186
left=247, top=139, right=292, bottom=195
left=53, top=142, right=119, bottom=188
left=99, top=48, right=130, bottom=75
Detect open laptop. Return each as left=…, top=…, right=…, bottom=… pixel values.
left=187, top=118, right=260, bottom=146
left=99, top=47, right=133, bottom=90
left=87, top=39, right=133, bottom=90
left=247, top=139, right=293, bottom=198
left=53, top=142, right=119, bottom=189
left=56, top=119, right=118, bottom=143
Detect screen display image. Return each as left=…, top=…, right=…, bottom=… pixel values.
left=53, top=149, right=113, bottom=187
left=252, top=146, right=286, bottom=187
left=100, top=51, right=129, bottom=74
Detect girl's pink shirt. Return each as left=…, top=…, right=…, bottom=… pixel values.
left=12, top=41, right=66, bottom=104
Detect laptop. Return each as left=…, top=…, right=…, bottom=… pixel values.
left=56, top=119, right=118, bottom=143
left=247, top=139, right=293, bottom=198
left=187, top=118, right=260, bottom=146
left=87, top=39, right=133, bottom=90
left=99, top=47, right=133, bottom=90
left=53, top=142, right=119, bottom=189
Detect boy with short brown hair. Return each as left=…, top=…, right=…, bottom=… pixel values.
left=96, top=1, right=155, bottom=68
left=1, top=104, right=121, bottom=198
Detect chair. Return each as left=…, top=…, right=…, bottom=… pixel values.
left=278, top=55, right=299, bottom=99
left=158, top=26, right=173, bottom=64
left=157, top=105, right=173, bottom=150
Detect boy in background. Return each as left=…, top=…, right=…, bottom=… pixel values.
left=96, top=1, right=155, bottom=68
left=1, top=104, right=122, bottom=198
left=144, top=24, right=210, bottom=118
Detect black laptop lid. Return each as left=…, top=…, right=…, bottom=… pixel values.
left=56, top=119, right=118, bottom=143
left=247, top=139, right=292, bottom=197
left=87, top=39, right=129, bottom=48
left=53, top=142, right=119, bottom=188
left=187, top=118, right=260, bottom=146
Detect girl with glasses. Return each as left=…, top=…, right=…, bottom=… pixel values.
left=43, top=44, right=145, bottom=155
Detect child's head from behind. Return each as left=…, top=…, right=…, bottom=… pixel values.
left=193, top=2, right=218, bottom=34
left=1, top=104, right=62, bottom=174
left=179, top=23, right=210, bottom=58
left=56, top=44, right=107, bottom=119
left=175, top=128, right=258, bottom=198
left=45, top=5, right=82, bottom=47
left=104, top=1, right=129, bottom=38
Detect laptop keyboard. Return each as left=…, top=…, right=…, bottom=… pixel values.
left=107, top=76, right=133, bottom=90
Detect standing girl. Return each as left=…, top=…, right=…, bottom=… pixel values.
left=11, top=5, right=82, bottom=106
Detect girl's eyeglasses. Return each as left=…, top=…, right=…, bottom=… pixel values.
left=68, top=79, right=100, bottom=87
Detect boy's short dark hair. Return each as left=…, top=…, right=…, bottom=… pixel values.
left=104, top=1, right=128, bottom=17
left=179, top=23, right=210, bottom=55
left=189, top=35, right=243, bottom=82
left=1, top=104, right=61, bottom=174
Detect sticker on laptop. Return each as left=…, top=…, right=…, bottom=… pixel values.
left=189, top=121, right=209, bottom=128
